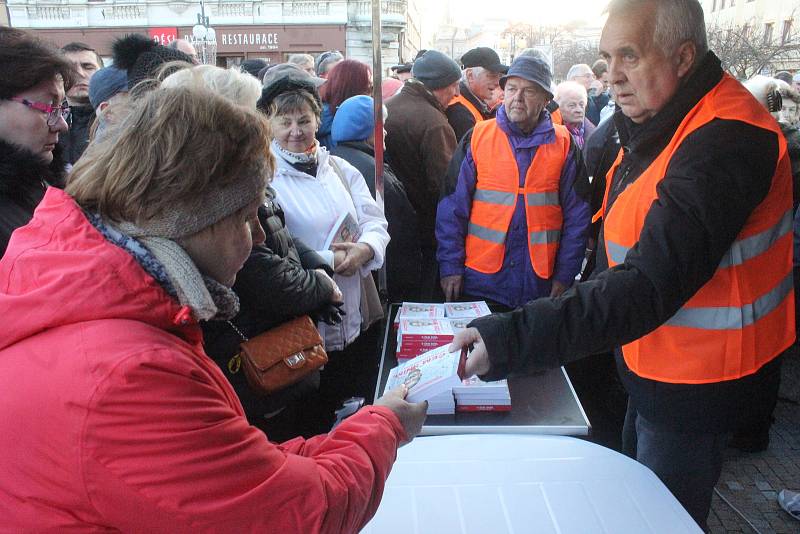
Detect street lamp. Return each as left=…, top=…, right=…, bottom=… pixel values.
left=191, top=0, right=217, bottom=65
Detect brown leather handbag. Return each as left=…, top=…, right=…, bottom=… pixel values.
left=227, top=316, right=328, bottom=395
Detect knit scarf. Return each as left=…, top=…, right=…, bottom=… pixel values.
left=271, top=138, right=319, bottom=166
left=96, top=217, right=240, bottom=322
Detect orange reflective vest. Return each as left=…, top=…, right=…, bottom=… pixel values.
left=550, top=108, right=563, bottom=126
left=465, top=119, right=571, bottom=278
left=600, top=74, right=795, bottom=384
left=448, top=94, right=485, bottom=124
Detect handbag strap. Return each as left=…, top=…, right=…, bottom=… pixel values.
left=328, top=156, right=353, bottom=198
left=227, top=320, right=249, bottom=342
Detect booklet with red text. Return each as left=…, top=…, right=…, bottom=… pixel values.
left=383, top=345, right=466, bottom=404
left=323, top=211, right=361, bottom=251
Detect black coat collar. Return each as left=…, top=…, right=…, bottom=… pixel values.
left=0, top=138, right=67, bottom=201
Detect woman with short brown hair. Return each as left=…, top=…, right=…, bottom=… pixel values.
left=0, top=83, right=425, bottom=531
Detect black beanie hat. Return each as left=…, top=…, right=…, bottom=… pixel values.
left=257, top=76, right=322, bottom=115
left=112, top=34, right=193, bottom=90
left=240, top=59, right=268, bottom=79
left=411, top=50, right=461, bottom=90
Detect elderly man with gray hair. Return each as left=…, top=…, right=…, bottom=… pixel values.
left=445, top=47, right=508, bottom=142
left=450, top=0, right=794, bottom=528
left=567, top=62, right=607, bottom=126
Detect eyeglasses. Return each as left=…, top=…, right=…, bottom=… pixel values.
left=8, top=97, right=70, bottom=127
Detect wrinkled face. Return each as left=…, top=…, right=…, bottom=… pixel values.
left=64, top=50, right=100, bottom=104
left=599, top=4, right=685, bottom=124
left=270, top=105, right=319, bottom=153
left=780, top=99, right=799, bottom=126
left=181, top=196, right=266, bottom=287
left=432, top=80, right=461, bottom=109
left=467, top=67, right=502, bottom=101
left=0, top=76, right=68, bottom=163
left=503, top=77, right=550, bottom=132
left=557, top=89, right=587, bottom=127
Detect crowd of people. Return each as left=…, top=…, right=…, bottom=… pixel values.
left=0, top=0, right=799, bottom=529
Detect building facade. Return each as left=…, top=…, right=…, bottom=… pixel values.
left=1, top=1, right=9, bottom=26
left=703, top=0, right=800, bottom=73
left=7, top=0, right=421, bottom=71
left=703, top=0, right=800, bottom=29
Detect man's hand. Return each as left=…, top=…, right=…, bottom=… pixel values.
left=374, top=385, right=428, bottom=446
left=332, top=242, right=374, bottom=277
left=550, top=280, right=568, bottom=298
left=449, top=327, right=490, bottom=377
left=440, top=275, right=463, bottom=302
left=315, top=269, right=343, bottom=304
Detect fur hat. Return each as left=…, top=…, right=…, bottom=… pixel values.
left=112, top=34, right=193, bottom=90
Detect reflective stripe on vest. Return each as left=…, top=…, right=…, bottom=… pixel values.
left=465, top=119, right=570, bottom=277
left=665, top=273, right=793, bottom=330
left=606, top=208, right=794, bottom=270
left=601, top=74, right=795, bottom=384
left=448, top=94, right=485, bottom=124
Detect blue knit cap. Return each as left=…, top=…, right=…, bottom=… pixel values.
left=88, top=66, right=128, bottom=110
left=331, top=95, right=375, bottom=144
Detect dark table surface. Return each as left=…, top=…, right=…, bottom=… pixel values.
left=375, top=304, right=591, bottom=436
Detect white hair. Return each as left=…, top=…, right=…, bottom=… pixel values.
left=161, top=65, right=262, bottom=109
left=462, top=65, right=485, bottom=82
left=606, top=0, right=708, bottom=59
left=566, top=64, right=592, bottom=81
left=554, top=81, right=588, bottom=103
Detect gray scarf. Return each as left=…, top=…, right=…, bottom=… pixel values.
left=114, top=221, right=240, bottom=321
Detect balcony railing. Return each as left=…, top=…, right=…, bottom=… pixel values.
left=282, top=1, right=331, bottom=17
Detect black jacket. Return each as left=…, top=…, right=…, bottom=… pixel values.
left=445, top=80, right=495, bottom=143
left=586, top=92, right=610, bottom=127
left=0, top=139, right=66, bottom=257
left=201, top=186, right=336, bottom=427
left=58, top=104, right=95, bottom=166
left=779, top=122, right=800, bottom=208
left=470, top=53, right=783, bottom=433
left=330, top=141, right=422, bottom=302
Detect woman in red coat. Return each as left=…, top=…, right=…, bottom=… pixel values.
left=0, top=81, right=426, bottom=532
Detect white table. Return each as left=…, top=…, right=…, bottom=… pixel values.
left=363, top=434, right=701, bottom=534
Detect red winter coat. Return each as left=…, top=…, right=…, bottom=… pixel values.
left=0, top=187, right=406, bottom=533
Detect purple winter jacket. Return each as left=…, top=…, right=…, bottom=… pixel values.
left=436, top=105, right=590, bottom=307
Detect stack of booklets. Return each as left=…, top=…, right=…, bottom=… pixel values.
left=396, top=318, right=454, bottom=360
left=383, top=345, right=465, bottom=415
left=452, top=377, right=512, bottom=412
left=395, top=301, right=491, bottom=360
left=443, top=301, right=491, bottom=319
